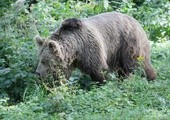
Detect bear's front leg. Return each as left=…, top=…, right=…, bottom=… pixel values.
left=90, top=69, right=106, bottom=84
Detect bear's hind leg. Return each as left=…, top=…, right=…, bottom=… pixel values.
left=143, top=44, right=157, bottom=80
left=143, top=59, right=157, bottom=80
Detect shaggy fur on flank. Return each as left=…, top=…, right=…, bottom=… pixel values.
left=35, top=12, right=157, bottom=84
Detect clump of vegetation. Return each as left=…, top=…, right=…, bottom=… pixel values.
left=0, top=0, right=170, bottom=119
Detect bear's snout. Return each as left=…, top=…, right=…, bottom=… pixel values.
left=35, top=71, right=40, bottom=76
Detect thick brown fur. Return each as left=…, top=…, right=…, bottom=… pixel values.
left=35, top=12, right=157, bottom=84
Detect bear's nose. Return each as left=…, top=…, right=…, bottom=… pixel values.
left=35, top=71, right=40, bottom=76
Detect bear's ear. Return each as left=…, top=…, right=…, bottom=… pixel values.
left=61, top=18, right=82, bottom=30
left=35, top=35, right=44, bottom=47
left=48, top=41, right=61, bottom=55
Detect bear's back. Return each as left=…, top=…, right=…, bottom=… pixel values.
left=83, top=12, right=149, bottom=54
left=83, top=12, right=147, bottom=42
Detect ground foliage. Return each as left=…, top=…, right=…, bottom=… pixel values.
left=0, top=0, right=170, bottom=119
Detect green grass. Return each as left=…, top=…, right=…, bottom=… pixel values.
left=1, top=42, right=170, bottom=120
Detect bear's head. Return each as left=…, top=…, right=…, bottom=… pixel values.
left=35, top=35, right=65, bottom=79
left=35, top=18, right=83, bottom=82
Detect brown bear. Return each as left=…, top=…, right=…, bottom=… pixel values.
left=35, top=12, right=156, bottom=84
